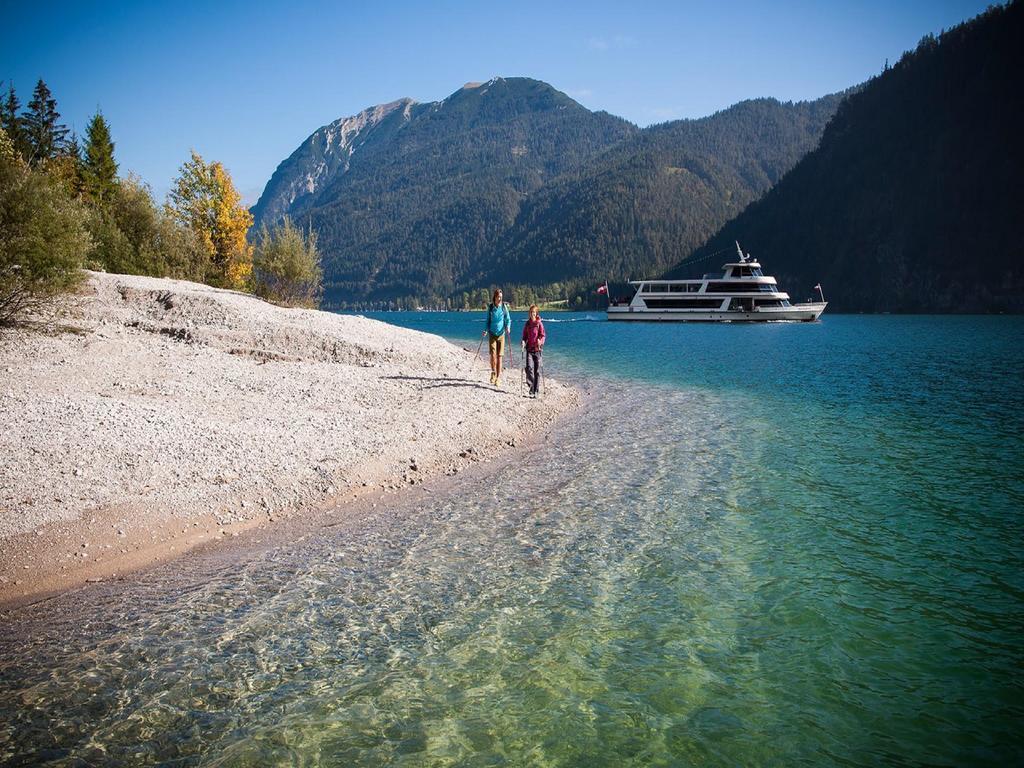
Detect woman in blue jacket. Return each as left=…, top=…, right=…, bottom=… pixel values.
left=483, top=288, right=511, bottom=386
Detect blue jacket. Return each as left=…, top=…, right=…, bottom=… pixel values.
left=486, top=302, right=511, bottom=336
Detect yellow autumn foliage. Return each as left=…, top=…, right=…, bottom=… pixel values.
left=168, top=150, right=252, bottom=289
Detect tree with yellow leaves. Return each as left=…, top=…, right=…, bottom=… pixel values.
left=167, top=150, right=252, bottom=289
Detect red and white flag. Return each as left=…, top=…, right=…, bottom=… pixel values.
left=597, top=282, right=608, bottom=295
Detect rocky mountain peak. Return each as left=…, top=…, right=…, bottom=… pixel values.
left=251, top=97, right=419, bottom=225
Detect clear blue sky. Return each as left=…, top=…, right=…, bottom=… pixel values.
left=2, top=0, right=991, bottom=204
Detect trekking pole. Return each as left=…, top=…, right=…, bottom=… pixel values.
left=539, top=347, right=545, bottom=399
left=520, top=342, right=525, bottom=397
left=506, top=330, right=513, bottom=384
left=466, top=333, right=485, bottom=375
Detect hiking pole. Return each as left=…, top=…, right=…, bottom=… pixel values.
left=466, top=333, right=485, bottom=375
left=520, top=342, right=525, bottom=397
left=539, top=347, right=545, bottom=399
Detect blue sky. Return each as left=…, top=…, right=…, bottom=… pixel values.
left=2, top=0, right=991, bottom=204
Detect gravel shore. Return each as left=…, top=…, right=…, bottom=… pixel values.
left=0, top=272, right=578, bottom=607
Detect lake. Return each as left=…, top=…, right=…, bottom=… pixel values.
left=1, top=313, right=1022, bottom=766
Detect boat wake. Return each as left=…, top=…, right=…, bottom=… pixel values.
left=543, top=314, right=602, bottom=323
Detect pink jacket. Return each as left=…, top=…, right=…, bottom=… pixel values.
left=522, top=318, right=546, bottom=352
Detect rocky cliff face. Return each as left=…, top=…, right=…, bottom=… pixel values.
left=251, top=97, right=420, bottom=226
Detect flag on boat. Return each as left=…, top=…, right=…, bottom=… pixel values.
left=597, top=281, right=608, bottom=295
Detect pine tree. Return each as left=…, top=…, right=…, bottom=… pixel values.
left=0, top=83, right=28, bottom=162
left=64, top=130, right=82, bottom=162
left=22, top=79, right=68, bottom=166
left=81, top=111, right=118, bottom=203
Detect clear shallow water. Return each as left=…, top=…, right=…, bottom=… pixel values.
left=2, top=314, right=1023, bottom=766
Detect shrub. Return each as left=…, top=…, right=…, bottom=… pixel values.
left=87, top=176, right=209, bottom=281
left=252, top=217, right=322, bottom=308
left=0, top=130, right=90, bottom=330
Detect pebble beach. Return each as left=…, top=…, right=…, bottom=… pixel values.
left=0, top=272, right=577, bottom=608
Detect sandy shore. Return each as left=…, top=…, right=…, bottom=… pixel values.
left=0, top=272, right=578, bottom=608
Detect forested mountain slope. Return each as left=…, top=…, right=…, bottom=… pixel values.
left=254, top=79, right=843, bottom=307
left=665, top=2, right=1024, bottom=313
left=482, top=95, right=842, bottom=293
left=253, top=78, right=637, bottom=305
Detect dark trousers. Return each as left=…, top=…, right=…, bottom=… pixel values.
left=525, top=350, right=542, bottom=394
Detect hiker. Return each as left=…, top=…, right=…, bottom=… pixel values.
left=483, top=288, right=511, bottom=386
left=521, top=304, right=545, bottom=397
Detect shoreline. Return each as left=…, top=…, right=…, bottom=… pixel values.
left=0, top=272, right=580, bottom=611
left=0, top=401, right=582, bottom=617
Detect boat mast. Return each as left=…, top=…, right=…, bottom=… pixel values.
left=735, top=240, right=747, bottom=263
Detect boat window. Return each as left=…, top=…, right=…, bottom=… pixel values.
left=758, top=283, right=778, bottom=292
left=751, top=268, right=763, bottom=277
left=689, top=284, right=701, bottom=292
left=649, top=284, right=669, bottom=293
left=644, top=298, right=724, bottom=309
left=754, top=299, right=783, bottom=307
left=669, top=284, right=686, bottom=292
left=707, top=282, right=760, bottom=293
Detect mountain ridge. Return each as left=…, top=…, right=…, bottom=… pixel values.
left=253, top=77, right=842, bottom=307
left=254, top=77, right=640, bottom=304
left=251, top=97, right=420, bottom=226
left=480, top=93, right=844, bottom=293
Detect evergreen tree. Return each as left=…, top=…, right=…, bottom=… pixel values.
left=0, top=83, right=28, bottom=162
left=64, top=130, right=81, bottom=160
left=81, top=111, right=118, bottom=204
left=22, top=79, right=68, bottom=166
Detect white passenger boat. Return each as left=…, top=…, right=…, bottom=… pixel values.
left=606, top=242, right=826, bottom=322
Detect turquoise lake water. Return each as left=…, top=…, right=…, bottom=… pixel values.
left=1, top=313, right=1022, bottom=766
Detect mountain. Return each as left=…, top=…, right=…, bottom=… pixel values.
left=482, top=95, right=843, bottom=293
left=665, top=2, right=1024, bottom=313
left=251, top=98, right=420, bottom=226
left=254, top=78, right=845, bottom=308
left=252, top=78, right=637, bottom=305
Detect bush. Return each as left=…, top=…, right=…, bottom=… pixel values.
left=0, top=133, right=90, bottom=329
left=87, top=175, right=209, bottom=281
left=252, top=217, right=322, bottom=307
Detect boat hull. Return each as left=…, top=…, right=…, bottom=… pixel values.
left=606, top=302, right=827, bottom=322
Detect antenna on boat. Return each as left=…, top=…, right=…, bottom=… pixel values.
left=735, top=241, right=747, bottom=263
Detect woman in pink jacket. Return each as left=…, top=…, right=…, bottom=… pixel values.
left=521, top=305, right=546, bottom=397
